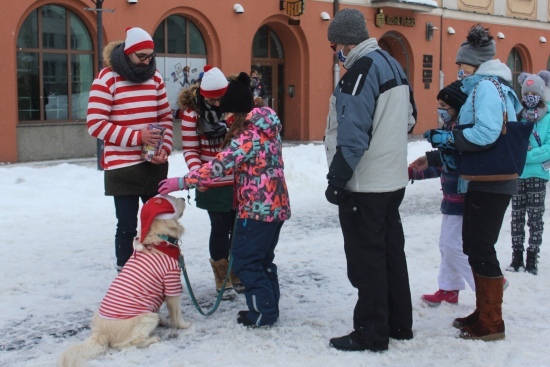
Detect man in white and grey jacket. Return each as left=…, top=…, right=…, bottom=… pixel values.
left=324, top=8, right=417, bottom=352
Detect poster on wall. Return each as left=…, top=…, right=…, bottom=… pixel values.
left=156, top=57, right=207, bottom=118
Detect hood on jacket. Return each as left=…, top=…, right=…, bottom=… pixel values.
left=177, top=84, right=200, bottom=112
left=102, top=40, right=123, bottom=69
left=462, top=59, right=513, bottom=93
left=246, top=107, right=281, bottom=138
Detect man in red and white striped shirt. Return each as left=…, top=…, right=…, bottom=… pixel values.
left=87, top=27, right=173, bottom=272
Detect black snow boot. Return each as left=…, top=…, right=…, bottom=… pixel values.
left=525, top=251, right=539, bottom=275
left=506, top=250, right=524, bottom=272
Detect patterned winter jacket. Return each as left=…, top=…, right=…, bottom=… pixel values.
left=410, top=167, right=464, bottom=216
left=184, top=107, right=291, bottom=222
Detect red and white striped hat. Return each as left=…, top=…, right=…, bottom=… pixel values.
left=199, top=65, right=228, bottom=99
left=124, top=27, right=154, bottom=55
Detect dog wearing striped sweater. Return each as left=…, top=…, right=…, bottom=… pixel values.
left=59, top=195, right=190, bottom=367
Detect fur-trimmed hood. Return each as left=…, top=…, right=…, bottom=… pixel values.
left=177, top=84, right=200, bottom=113
left=102, top=40, right=123, bottom=69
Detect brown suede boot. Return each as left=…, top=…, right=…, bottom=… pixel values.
left=453, top=269, right=478, bottom=329
left=210, top=258, right=237, bottom=300
left=459, top=274, right=505, bottom=341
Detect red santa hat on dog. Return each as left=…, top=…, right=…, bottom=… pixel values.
left=199, top=65, right=228, bottom=99
left=139, top=195, right=184, bottom=243
left=124, top=27, right=154, bottom=55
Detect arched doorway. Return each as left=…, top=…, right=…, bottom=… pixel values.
left=251, top=26, right=284, bottom=118
left=378, top=31, right=413, bottom=84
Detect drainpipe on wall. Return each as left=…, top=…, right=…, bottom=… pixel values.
left=333, top=0, right=340, bottom=88
left=438, top=13, right=444, bottom=91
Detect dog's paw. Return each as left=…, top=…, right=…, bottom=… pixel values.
left=175, top=320, right=192, bottom=329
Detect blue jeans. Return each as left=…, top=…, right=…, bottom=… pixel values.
left=232, top=219, right=284, bottom=326
left=114, top=195, right=155, bottom=268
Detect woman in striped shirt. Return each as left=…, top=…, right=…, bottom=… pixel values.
left=177, top=66, right=241, bottom=299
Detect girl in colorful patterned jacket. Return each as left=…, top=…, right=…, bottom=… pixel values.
left=159, top=72, right=291, bottom=328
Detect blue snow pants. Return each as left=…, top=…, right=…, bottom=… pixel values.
left=232, top=218, right=284, bottom=326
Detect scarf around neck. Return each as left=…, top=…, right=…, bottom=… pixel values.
left=343, top=38, right=380, bottom=69
left=195, top=93, right=227, bottom=140
left=110, top=43, right=156, bottom=84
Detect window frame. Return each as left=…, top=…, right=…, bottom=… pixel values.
left=16, top=5, right=93, bottom=124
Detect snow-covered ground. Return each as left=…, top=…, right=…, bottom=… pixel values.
left=1, top=141, right=549, bottom=367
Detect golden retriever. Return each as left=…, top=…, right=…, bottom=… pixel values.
left=59, top=195, right=190, bottom=367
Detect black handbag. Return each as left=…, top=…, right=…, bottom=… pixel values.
left=455, top=78, right=533, bottom=181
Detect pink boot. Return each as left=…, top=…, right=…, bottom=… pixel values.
left=422, top=289, right=459, bottom=307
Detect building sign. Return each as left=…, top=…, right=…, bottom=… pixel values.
left=280, top=0, right=305, bottom=17
left=375, top=8, right=415, bottom=27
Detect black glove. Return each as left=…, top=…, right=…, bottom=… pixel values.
left=325, top=184, right=344, bottom=205
left=325, top=184, right=357, bottom=213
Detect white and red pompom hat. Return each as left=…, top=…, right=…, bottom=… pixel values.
left=139, top=195, right=185, bottom=243
left=124, top=27, right=154, bottom=55
left=199, top=65, right=228, bottom=99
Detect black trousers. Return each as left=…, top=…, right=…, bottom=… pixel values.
left=114, top=194, right=155, bottom=268
left=338, top=188, right=412, bottom=348
left=207, top=209, right=237, bottom=261
left=462, top=191, right=511, bottom=277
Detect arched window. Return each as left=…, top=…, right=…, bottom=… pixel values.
left=17, top=5, right=93, bottom=122
left=507, top=48, right=523, bottom=97
left=251, top=26, right=284, bottom=114
left=153, top=15, right=207, bottom=116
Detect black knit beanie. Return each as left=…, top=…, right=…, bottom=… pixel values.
left=437, top=80, right=467, bottom=111
left=220, top=72, right=254, bottom=113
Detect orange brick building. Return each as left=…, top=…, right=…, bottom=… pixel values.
left=2, top=0, right=550, bottom=162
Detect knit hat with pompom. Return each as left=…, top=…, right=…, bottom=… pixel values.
left=199, top=65, right=228, bottom=99
left=455, top=24, right=496, bottom=67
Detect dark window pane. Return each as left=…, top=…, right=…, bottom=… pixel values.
left=270, top=30, right=284, bottom=59
left=69, top=13, right=92, bottom=50
left=17, top=52, right=40, bottom=120
left=167, top=16, right=186, bottom=54
left=153, top=22, right=165, bottom=53
left=253, top=26, right=269, bottom=58
left=71, top=54, right=93, bottom=120
left=17, top=10, right=38, bottom=49
left=507, top=49, right=522, bottom=98
left=43, top=53, right=68, bottom=120
left=189, top=21, right=206, bottom=55
left=42, top=5, right=67, bottom=49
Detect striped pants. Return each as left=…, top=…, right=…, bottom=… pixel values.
left=511, top=177, right=548, bottom=254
